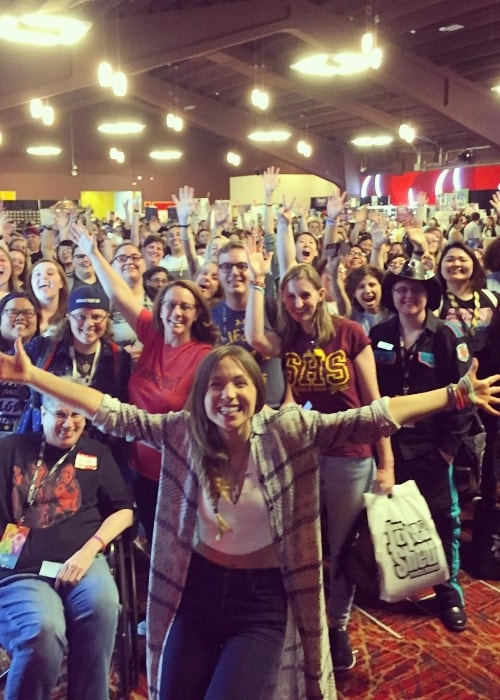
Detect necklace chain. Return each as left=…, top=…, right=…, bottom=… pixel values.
left=446, top=290, right=480, bottom=336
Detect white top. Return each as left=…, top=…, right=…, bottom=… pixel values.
left=159, top=254, right=204, bottom=280
left=195, top=453, right=273, bottom=554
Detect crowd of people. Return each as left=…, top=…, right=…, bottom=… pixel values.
left=0, top=174, right=499, bottom=699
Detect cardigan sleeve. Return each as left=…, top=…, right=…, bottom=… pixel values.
left=92, top=394, right=180, bottom=451
left=310, top=396, right=400, bottom=453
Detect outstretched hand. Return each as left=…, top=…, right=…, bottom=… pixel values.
left=173, top=185, right=195, bottom=222
left=70, top=221, right=98, bottom=257
left=0, top=338, right=34, bottom=386
left=461, top=358, right=500, bottom=415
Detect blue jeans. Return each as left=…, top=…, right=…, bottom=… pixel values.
left=321, top=455, right=375, bottom=628
left=159, top=551, right=287, bottom=700
left=0, top=555, right=119, bottom=700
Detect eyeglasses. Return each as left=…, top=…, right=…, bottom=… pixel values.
left=112, top=254, right=143, bottom=264
left=74, top=254, right=89, bottom=261
left=2, top=308, right=36, bottom=320
left=44, top=408, right=85, bottom=423
left=392, top=286, right=426, bottom=296
left=69, top=312, right=108, bottom=324
left=162, top=301, right=197, bottom=313
left=218, top=262, right=249, bottom=274
left=349, top=250, right=367, bottom=258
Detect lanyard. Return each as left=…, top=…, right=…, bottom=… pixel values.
left=21, top=441, right=77, bottom=521
left=398, top=333, right=422, bottom=395
left=70, top=341, right=101, bottom=385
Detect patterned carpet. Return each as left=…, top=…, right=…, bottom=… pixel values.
left=1, top=488, right=499, bottom=699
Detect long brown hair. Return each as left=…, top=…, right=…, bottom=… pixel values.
left=186, top=345, right=265, bottom=512
left=277, top=263, right=339, bottom=348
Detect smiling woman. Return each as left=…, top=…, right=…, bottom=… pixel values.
left=0, top=342, right=497, bottom=700
left=27, top=259, right=69, bottom=335
left=69, top=221, right=219, bottom=543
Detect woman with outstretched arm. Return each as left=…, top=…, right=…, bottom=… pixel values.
left=0, top=340, right=498, bottom=700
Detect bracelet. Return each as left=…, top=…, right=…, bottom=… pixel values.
left=264, top=203, right=274, bottom=207
left=325, top=217, right=336, bottom=225
left=91, top=534, right=106, bottom=552
left=456, top=374, right=475, bottom=409
left=249, top=283, right=265, bottom=294
left=178, top=224, right=189, bottom=228
left=446, top=384, right=457, bottom=412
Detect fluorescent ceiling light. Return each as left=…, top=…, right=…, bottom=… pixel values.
left=291, top=52, right=375, bottom=77
left=248, top=130, right=290, bottom=143
left=491, top=85, right=500, bottom=94
left=0, top=14, right=91, bottom=46
left=150, top=150, right=182, bottom=160
left=26, top=146, right=62, bottom=156
left=439, top=24, right=464, bottom=33
left=351, top=135, right=393, bottom=147
left=97, top=122, right=145, bottom=135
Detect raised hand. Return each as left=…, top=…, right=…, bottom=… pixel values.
left=263, top=166, right=280, bottom=197
left=277, top=194, right=296, bottom=225
left=326, top=188, right=347, bottom=220
left=172, top=185, right=195, bottom=223
left=416, top=191, right=429, bottom=207
left=245, top=236, right=273, bottom=281
left=213, top=200, right=230, bottom=227
left=70, top=221, right=98, bottom=257
left=355, top=206, right=368, bottom=224
left=489, top=191, right=500, bottom=215
left=405, top=224, right=427, bottom=254
left=0, top=337, right=34, bottom=385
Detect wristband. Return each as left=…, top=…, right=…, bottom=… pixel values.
left=264, top=203, right=274, bottom=207
left=249, top=283, right=265, bottom=294
left=326, top=217, right=336, bottom=225
left=178, top=224, right=189, bottom=228
left=91, top=534, right=106, bottom=552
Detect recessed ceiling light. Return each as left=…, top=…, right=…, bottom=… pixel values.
left=0, top=14, right=91, bottom=46
left=438, top=24, right=464, bottom=32
left=248, top=130, right=290, bottom=143
left=351, top=135, right=393, bottom=147
left=149, top=150, right=182, bottom=160
left=491, top=85, right=500, bottom=94
left=26, top=145, right=62, bottom=156
left=97, top=122, right=145, bottom=135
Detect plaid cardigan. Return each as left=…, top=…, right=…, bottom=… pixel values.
left=94, top=396, right=399, bottom=700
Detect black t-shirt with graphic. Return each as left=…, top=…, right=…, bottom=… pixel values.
left=0, top=433, right=132, bottom=579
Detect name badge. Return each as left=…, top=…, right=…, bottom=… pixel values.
left=0, top=523, right=30, bottom=569
left=75, top=453, right=98, bottom=470
left=377, top=341, right=394, bottom=350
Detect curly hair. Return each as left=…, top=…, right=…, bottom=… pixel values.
left=152, top=279, right=219, bottom=345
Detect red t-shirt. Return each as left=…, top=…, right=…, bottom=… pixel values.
left=284, top=317, right=372, bottom=458
left=128, top=309, right=212, bottom=480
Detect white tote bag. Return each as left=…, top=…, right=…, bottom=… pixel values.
left=364, top=480, right=450, bottom=603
